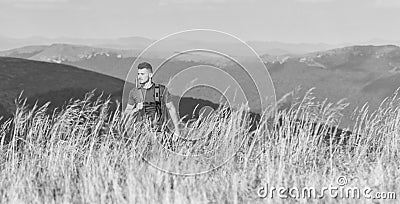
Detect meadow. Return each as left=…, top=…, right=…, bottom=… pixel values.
left=0, top=88, right=399, bottom=204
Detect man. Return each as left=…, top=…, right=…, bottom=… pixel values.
left=124, top=62, right=180, bottom=136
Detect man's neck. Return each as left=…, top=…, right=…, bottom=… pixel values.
left=141, top=81, right=153, bottom=89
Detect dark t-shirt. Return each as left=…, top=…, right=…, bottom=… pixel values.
left=128, top=82, right=172, bottom=120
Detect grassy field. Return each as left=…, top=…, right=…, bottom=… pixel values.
left=0, top=88, right=399, bottom=204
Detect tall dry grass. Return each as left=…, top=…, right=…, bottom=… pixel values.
left=0, top=88, right=399, bottom=204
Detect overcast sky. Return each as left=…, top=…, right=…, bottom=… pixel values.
left=0, top=0, right=400, bottom=44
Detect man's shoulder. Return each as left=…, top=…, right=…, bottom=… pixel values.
left=129, top=87, right=141, bottom=95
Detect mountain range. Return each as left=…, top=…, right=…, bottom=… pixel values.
left=1, top=43, right=400, bottom=129
left=264, top=45, right=400, bottom=127
left=0, top=36, right=340, bottom=56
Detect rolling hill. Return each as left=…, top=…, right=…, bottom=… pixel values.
left=0, top=57, right=128, bottom=121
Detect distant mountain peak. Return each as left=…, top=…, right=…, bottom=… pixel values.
left=0, top=44, right=139, bottom=64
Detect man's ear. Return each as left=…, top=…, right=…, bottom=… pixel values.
left=149, top=72, right=153, bottom=78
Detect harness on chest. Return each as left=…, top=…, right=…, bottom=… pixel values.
left=137, top=84, right=164, bottom=126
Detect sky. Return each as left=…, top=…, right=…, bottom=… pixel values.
left=0, top=0, right=400, bottom=44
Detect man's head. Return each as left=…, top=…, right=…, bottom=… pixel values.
left=137, top=62, right=153, bottom=84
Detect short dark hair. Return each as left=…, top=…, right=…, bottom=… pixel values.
left=138, top=62, right=153, bottom=72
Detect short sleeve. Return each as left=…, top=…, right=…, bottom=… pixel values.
left=163, top=87, right=173, bottom=104
left=128, top=89, right=138, bottom=105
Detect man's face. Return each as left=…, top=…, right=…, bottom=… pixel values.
left=137, top=68, right=152, bottom=84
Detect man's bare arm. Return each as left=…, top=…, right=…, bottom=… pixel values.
left=124, top=104, right=138, bottom=115
left=166, top=101, right=179, bottom=130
